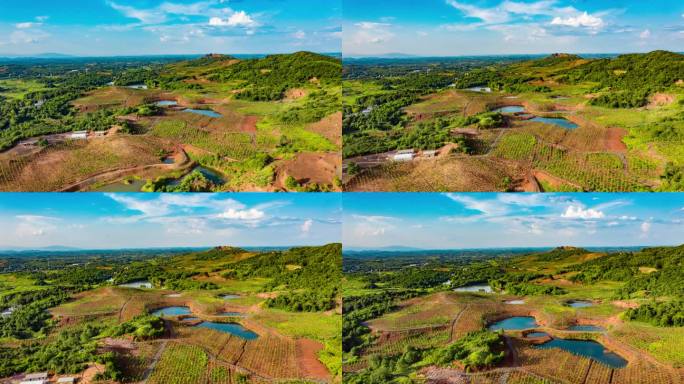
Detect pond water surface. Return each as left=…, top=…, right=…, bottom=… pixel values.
left=493, top=106, right=525, bottom=113
left=454, top=284, right=493, bottom=293
left=118, top=280, right=152, bottom=288
left=531, top=116, right=578, bottom=129
left=536, top=339, right=627, bottom=368
left=126, top=84, right=148, bottom=90
left=466, top=86, right=492, bottom=93
left=155, top=100, right=178, bottom=107
left=567, top=300, right=594, bottom=308
left=505, top=300, right=526, bottom=305
left=220, top=294, right=241, bottom=300
left=195, top=322, right=259, bottom=340
left=183, top=108, right=222, bottom=118
left=488, top=316, right=539, bottom=331
left=151, top=306, right=192, bottom=316
left=525, top=332, right=549, bottom=338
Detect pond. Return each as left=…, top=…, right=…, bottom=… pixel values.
left=220, top=294, right=241, bottom=300
left=126, top=84, right=148, bottom=90
left=505, top=300, right=526, bottom=305
left=195, top=322, right=259, bottom=340
left=183, top=108, right=222, bottom=118
left=155, top=100, right=178, bottom=107
left=118, top=280, right=152, bottom=289
left=466, top=86, right=492, bottom=93
left=526, top=332, right=549, bottom=338
left=530, top=116, right=578, bottom=129
left=493, top=106, right=525, bottom=113
left=182, top=317, right=200, bottom=321
left=567, top=300, right=593, bottom=308
left=151, top=306, right=192, bottom=316
left=488, top=316, right=539, bottom=331
left=162, top=157, right=175, bottom=164
left=454, top=284, right=493, bottom=293
left=93, top=179, right=146, bottom=192
left=167, top=166, right=226, bottom=187
left=536, top=339, right=627, bottom=368
left=567, top=325, right=605, bottom=332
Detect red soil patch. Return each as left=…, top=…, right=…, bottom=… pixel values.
left=285, top=88, right=308, bottom=100
left=612, top=300, right=639, bottom=309
left=306, top=112, right=342, bottom=147
left=239, top=115, right=259, bottom=134
left=275, top=152, right=340, bottom=189
left=296, top=339, right=331, bottom=381
left=648, top=93, right=675, bottom=108
left=605, top=127, right=628, bottom=152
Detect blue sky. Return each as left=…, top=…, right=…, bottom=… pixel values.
left=343, top=0, right=684, bottom=56
left=343, top=193, right=684, bottom=249
left=0, top=193, right=341, bottom=249
left=0, top=0, right=341, bottom=56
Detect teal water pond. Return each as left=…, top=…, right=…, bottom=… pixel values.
left=493, top=106, right=525, bottom=113
left=488, top=316, right=538, bottom=331
left=195, top=322, right=259, bottom=340
left=567, top=300, right=593, bottom=308
left=531, top=116, right=578, bottom=129
left=152, top=306, right=191, bottom=316
left=536, top=339, right=627, bottom=368
left=183, top=108, right=222, bottom=118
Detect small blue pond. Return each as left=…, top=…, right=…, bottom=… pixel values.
left=183, top=108, right=222, bottom=118
left=488, top=316, right=539, bottom=331
left=220, top=294, right=241, bottom=300
left=466, top=86, right=492, bottom=93
left=536, top=339, right=627, bottom=368
left=183, top=317, right=200, bottom=321
left=118, top=280, right=152, bottom=288
left=567, top=300, right=594, bottom=308
left=493, top=106, right=525, bottom=113
left=526, top=332, right=549, bottom=338
left=567, top=325, right=605, bottom=332
left=531, top=116, right=578, bottom=129
left=155, top=100, right=178, bottom=106
left=152, top=306, right=192, bottom=316
left=454, top=284, right=493, bottom=293
left=195, top=322, right=259, bottom=340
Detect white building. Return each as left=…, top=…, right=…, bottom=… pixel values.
left=70, top=131, right=88, bottom=140
left=393, top=149, right=415, bottom=162
left=21, top=372, right=48, bottom=384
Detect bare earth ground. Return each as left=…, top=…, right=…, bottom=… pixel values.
left=275, top=152, right=341, bottom=188
left=307, top=112, right=342, bottom=147
left=296, top=339, right=331, bottom=381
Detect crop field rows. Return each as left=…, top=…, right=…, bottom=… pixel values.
left=364, top=326, right=451, bottom=357
left=490, top=132, right=658, bottom=191
left=514, top=339, right=681, bottom=384
left=147, top=342, right=258, bottom=384
left=424, top=367, right=558, bottom=384
left=175, top=326, right=303, bottom=381
left=346, top=156, right=514, bottom=191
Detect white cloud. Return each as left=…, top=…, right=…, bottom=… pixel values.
left=35, top=16, right=49, bottom=22
left=217, top=208, right=265, bottom=220
left=641, top=221, right=652, bottom=233
left=446, top=0, right=510, bottom=24
left=209, top=11, right=258, bottom=27
left=108, top=1, right=167, bottom=24
left=301, top=219, right=313, bottom=233
left=293, top=30, right=306, bottom=39
left=10, top=30, right=49, bottom=44
left=348, top=21, right=395, bottom=45
left=639, top=29, right=651, bottom=39
left=15, top=215, right=58, bottom=237
left=351, top=215, right=396, bottom=237
left=561, top=205, right=605, bottom=219
left=16, top=22, right=42, bottom=29
left=551, top=12, right=604, bottom=30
